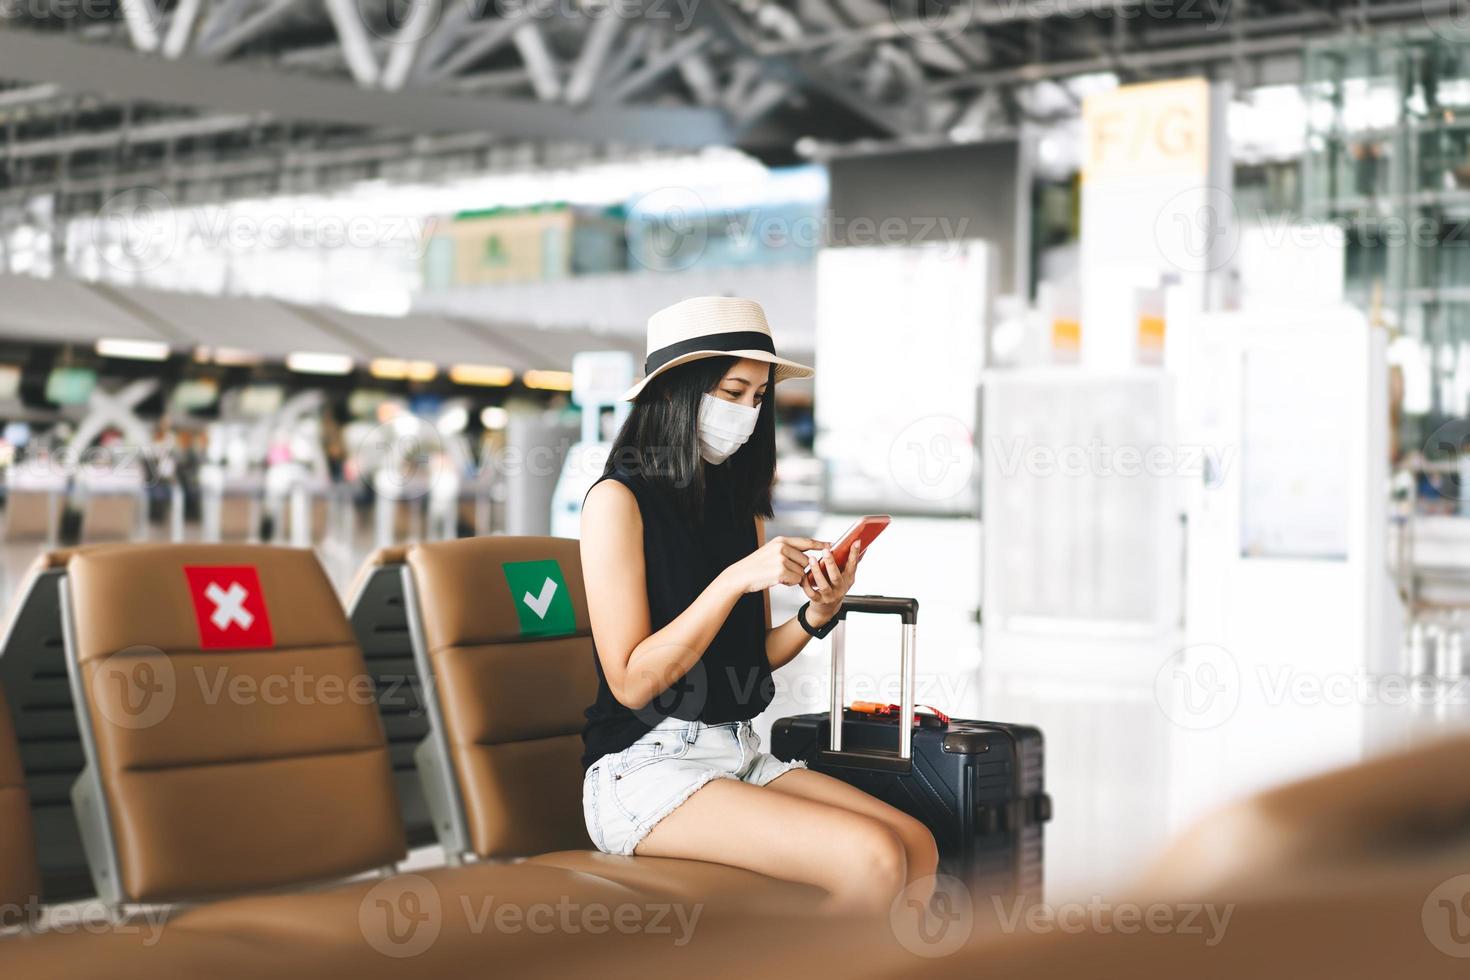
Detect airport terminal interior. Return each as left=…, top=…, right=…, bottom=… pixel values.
left=2, top=2, right=1470, bottom=977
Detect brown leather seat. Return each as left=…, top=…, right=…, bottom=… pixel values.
left=65, top=543, right=408, bottom=903
left=404, top=536, right=822, bottom=908
left=523, top=848, right=823, bottom=911
left=12, top=634, right=1470, bottom=979
left=169, top=859, right=640, bottom=943
left=0, top=682, right=41, bottom=926
left=906, top=737, right=1470, bottom=980
left=8, top=834, right=1467, bottom=980
left=0, top=872, right=867, bottom=980
left=1136, top=731, right=1470, bottom=899
left=56, top=540, right=672, bottom=913
left=1, top=542, right=795, bottom=976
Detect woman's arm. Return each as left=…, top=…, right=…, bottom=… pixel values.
left=582, top=481, right=822, bottom=710
left=761, top=517, right=863, bottom=671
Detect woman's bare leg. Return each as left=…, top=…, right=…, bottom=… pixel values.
left=633, top=778, right=908, bottom=915
left=763, top=768, right=939, bottom=902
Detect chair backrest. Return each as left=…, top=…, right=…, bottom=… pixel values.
left=0, top=549, right=95, bottom=900
left=0, top=681, right=42, bottom=925
left=345, top=546, right=434, bottom=846
left=1138, top=731, right=1470, bottom=899
left=406, top=536, right=597, bottom=859
left=65, top=544, right=406, bottom=904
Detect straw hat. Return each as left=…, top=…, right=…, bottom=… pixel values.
left=621, top=296, right=814, bottom=401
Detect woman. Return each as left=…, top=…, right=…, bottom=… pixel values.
left=580, top=296, right=937, bottom=914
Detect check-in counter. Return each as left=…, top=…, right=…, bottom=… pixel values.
left=3, top=469, right=64, bottom=544
left=199, top=466, right=263, bottom=542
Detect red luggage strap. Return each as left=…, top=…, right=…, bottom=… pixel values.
left=848, top=701, right=951, bottom=726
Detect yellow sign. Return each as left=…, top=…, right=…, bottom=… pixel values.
left=1082, top=79, right=1211, bottom=183
left=1137, top=314, right=1166, bottom=363
left=1051, top=318, right=1081, bottom=357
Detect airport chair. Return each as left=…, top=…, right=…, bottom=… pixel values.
left=9, top=744, right=1470, bottom=980
left=0, top=863, right=679, bottom=980
left=55, top=542, right=657, bottom=920
left=0, top=541, right=726, bottom=977
left=62, top=543, right=406, bottom=905
left=345, top=547, right=434, bottom=845
left=0, top=550, right=96, bottom=900
left=0, top=682, right=42, bottom=927
left=1135, top=731, right=1470, bottom=899
left=400, top=536, right=824, bottom=908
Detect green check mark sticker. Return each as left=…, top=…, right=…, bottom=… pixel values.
left=501, top=560, right=576, bottom=638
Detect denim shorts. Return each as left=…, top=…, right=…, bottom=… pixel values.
left=582, top=717, right=807, bottom=857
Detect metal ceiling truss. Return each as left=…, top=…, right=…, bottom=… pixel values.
left=0, top=0, right=1461, bottom=209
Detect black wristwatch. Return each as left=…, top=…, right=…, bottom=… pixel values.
left=798, top=602, right=839, bottom=639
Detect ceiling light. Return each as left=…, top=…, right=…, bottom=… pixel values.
left=370, top=358, right=438, bottom=382
left=449, top=364, right=515, bottom=387
left=286, top=352, right=355, bottom=376
left=523, top=369, right=574, bottom=392
left=206, top=347, right=265, bottom=367
left=96, top=338, right=170, bottom=361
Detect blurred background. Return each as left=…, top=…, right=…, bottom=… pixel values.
left=0, top=0, right=1468, bottom=897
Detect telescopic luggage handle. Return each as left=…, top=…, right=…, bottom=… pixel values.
left=827, top=595, right=919, bottom=768
left=833, top=595, right=919, bottom=623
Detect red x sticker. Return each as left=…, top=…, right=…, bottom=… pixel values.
left=183, top=566, right=275, bottom=650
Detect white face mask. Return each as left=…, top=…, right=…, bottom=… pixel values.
left=697, top=393, right=760, bottom=464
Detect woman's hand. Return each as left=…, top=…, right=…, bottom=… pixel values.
left=723, top=535, right=828, bottom=594
left=800, top=541, right=864, bottom=627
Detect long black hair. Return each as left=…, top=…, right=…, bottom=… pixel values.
left=604, top=356, right=776, bottom=525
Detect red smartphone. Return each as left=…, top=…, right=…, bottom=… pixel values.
left=805, top=515, right=890, bottom=587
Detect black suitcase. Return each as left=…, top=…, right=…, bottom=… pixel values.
left=770, top=595, right=1050, bottom=901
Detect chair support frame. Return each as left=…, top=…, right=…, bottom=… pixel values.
left=58, top=580, right=127, bottom=909
left=400, top=565, right=474, bottom=864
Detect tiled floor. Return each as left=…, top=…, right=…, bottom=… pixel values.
left=9, top=514, right=1468, bottom=903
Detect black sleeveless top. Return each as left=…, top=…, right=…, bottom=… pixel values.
left=580, top=463, right=773, bottom=770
